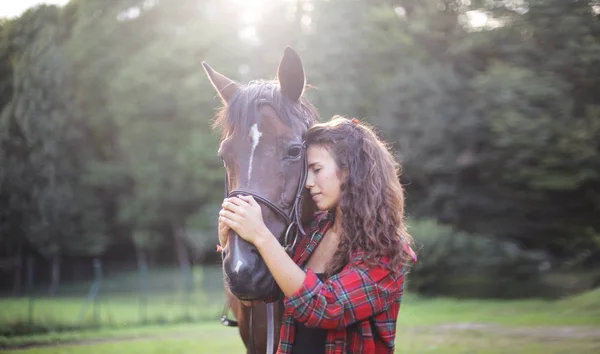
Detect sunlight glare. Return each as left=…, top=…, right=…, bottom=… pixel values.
left=466, top=10, right=488, bottom=28
left=231, top=0, right=296, bottom=45
left=231, top=0, right=287, bottom=25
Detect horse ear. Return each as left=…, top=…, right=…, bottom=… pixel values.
left=202, top=61, right=239, bottom=104
left=277, top=47, right=305, bottom=102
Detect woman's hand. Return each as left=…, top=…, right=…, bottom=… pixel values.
left=219, top=195, right=269, bottom=246
left=221, top=196, right=307, bottom=299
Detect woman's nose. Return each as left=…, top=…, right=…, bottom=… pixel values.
left=305, top=175, right=314, bottom=189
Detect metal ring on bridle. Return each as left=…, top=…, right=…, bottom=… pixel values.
left=283, top=221, right=300, bottom=253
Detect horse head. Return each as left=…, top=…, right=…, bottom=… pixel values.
left=204, top=47, right=318, bottom=300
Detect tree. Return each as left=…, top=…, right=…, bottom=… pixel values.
left=378, top=0, right=600, bottom=259
left=1, top=4, right=108, bottom=293
left=104, top=0, right=242, bottom=282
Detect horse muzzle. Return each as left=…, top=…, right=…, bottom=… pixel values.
left=222, top=231, right=278, bottom=300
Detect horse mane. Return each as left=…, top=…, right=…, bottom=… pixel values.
left=213, top=80, right=319, bottom=138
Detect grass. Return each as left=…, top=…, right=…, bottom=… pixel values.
left=0, top=323, right=239, bottom=351
left=0, top=293, right=222, bottom=334
left=398, top=293, right=600, bottom=326
left=0, top=266, right=226, bottom=336
left=1, top=323, right=246, bottom=354
left=1, top=266, right=599, bottom=352
left=3, top=291, right=599, bottom=338
left=2, top=322, right=600, bottom=354
left=556, top=287, right=600, bottom=315
left=398, top=327, right=600, bottom=354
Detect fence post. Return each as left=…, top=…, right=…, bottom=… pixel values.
left=138, top=250, right=148, bottom=324
left=77, top=257, right=103, bottom=325
left=26, top=255, right=35, bottom=326
left=182, top=265, right=194, bottom=320
left=92, top=258, right=102, bottom=323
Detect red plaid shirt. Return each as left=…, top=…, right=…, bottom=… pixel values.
left=276, top=212, right=408, bottom=354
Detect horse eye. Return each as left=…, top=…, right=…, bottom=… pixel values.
left=288, top=146, right=302, bottom=158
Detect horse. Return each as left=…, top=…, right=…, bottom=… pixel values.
left=203, top=47, right=319, bottom=354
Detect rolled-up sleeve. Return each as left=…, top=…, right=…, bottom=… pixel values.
left=283, top=263, right=403, bottom=330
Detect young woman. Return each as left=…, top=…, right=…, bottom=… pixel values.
left=218, top=116, right=417, bottom=354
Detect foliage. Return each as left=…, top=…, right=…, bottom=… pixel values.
left=0, top=0, right=599, bottom=295
left=408, top=219, right=548, bottom=298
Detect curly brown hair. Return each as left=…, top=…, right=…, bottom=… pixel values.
left=305, top=116, right=414, bottom=276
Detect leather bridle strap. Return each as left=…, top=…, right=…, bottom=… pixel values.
left=227, top=189, right=292, bottom=225
left=224, top=142, right=308, bottom=241
left=220, top=302, right=238, bottom=327
left=246, top=303, right=275, bottom=354
left=266, top=302, right=275, bottom=354
left=249, top=303, right=255, bottom=353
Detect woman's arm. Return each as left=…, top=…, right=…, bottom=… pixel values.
left=286, top=263, right=404, bottom=330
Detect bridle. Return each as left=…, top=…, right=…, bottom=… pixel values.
left=223, top=143, right=308, bottom=253
left=220, top=133, right=309, bottom=354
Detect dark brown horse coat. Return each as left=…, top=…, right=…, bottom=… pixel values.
left=204, top=47, right=318, bottom=354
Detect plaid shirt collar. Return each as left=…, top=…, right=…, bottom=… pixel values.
left=292, top=211, right=334, bottom=266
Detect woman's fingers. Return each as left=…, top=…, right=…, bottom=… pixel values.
left=222, top=198, right=243, bottom=213
left=219, top=209, right=240, bottom=223
left=220, top=196, right=263, bottom=244
left=218, top=217, right=230, bottom=247
left=219, top=220, right=230, bottom=234
left=238, top=195, right=257, bottom=207
left=229, top=196, right=252, bottom=206
left=220, top=215, right=239, bottom=229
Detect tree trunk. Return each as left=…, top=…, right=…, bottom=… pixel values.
left=48, top=254, right=60, bottom=295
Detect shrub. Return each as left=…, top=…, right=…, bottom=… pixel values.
left=406, top=219, right=548, bottom=298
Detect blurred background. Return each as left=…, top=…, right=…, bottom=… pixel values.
left=0, top=0, right=599, bottom=353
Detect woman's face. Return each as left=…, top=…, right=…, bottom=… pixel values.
left=305, top=145, right=343, bottom=211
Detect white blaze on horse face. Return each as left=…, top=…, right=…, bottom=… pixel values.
left=248, top=123, right=263, bottom=181
left=234, top=259, right=243, bottom=273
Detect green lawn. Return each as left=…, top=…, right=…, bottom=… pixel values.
left=0, top=266, right=226, bottom=336
left=3, top=322, right=600, bottom=354
left=3, top=291, right=599, bottom=337
left=0, top=293, right=223, bottom=333
left=399, top=292, right=600, bottom=327
left=1, top=266, right=599, bottom=353
left=1, top=323, right=245, bottom=354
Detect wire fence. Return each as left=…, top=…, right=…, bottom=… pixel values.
left=1, top=259, right=227, bottom=336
